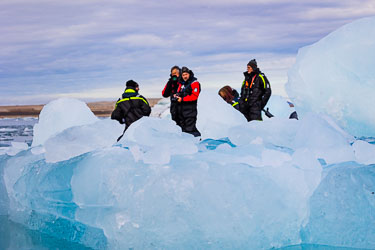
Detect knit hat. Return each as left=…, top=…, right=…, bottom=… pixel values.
left=126, top=80, right=139, bottom=88
left=181, top=66, right=190, bottom=74
left=247, top=59, right=257, bottom=70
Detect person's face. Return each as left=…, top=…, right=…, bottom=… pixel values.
left=136, top=86, right=139, bottom=92
left=182, top=72, right=190, bottom=81
left=219, top=91, right=225, bottom=100
left=247, top=65, right=253, bottom=73
left=171, top=68, right=180, bottom=77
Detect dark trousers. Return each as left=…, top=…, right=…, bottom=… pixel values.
left=170, top=101, right=181, bottom=127
left=176, top=103, right=201, bottom=137
left=239, top=102, right=262, bottom=122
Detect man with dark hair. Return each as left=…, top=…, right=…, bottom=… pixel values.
left=239, top=59, right=272, bottom=121
left=173, top=66, right=201, bottom=137
left=111, top=80, right=151, bottom=141
left=162, top=65, right=181, bottom=125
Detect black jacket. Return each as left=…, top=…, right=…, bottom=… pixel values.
left=111, top=87, right=151, bottom=129
left=162, top=76, right=179, bottom=100
left=240, top=69, right=271, bottom=110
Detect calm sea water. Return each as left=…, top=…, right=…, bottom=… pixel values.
left=0, top=118, right=37, bottom=148
left=0, top=118, right=372, bottom=249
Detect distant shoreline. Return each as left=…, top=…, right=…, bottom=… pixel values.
left=0, top=99, right=161, bottom=118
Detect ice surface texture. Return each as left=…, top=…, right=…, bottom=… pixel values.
left=286, top=16, right=375, bottom=137
left=1, top=95, right=375, bottom=249
left=32, top=98, right=98, bottom=147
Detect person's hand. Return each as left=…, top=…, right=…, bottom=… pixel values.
left=173, top=94, right=182, bottom=102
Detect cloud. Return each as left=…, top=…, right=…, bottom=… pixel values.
left=1, top=0, right=375, bottom=105
left=113, top=34, right=169, bottom=48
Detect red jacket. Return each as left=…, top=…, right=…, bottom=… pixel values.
left=177, top=79, right=200, bottom=102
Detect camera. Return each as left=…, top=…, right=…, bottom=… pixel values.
left=171, top=95, right=179, bottom=102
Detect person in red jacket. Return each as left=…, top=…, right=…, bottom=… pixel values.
left=173, top=66, right=201, bottom=137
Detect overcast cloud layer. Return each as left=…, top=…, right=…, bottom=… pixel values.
left=1, top=0, right=375, bottom=105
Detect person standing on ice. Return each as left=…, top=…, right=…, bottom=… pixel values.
left=239, top=59, right=271, bottom=121
left=111, top=80, right=151, bottom=141
left=162, top=65, right=182, bottom=126
left=173, top=66, right=201, bottom=137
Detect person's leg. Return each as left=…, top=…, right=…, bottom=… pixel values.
left=248, top=109, right=262, bottom=121
left=182, top=116, right=201, bottom=137
left=181, top=105, right=201, bottom=137
left=239, top=102, right=251, bottom=121
left=170, top=102, right=181, bottom=126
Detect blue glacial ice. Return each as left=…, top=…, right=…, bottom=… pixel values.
left=286, top=16, right=375, bottom=137
left=0, top=94, right=375, bottom=249
left=1, top=16, right=375, bottom=249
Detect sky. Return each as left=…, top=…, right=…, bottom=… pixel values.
left=1, top=0, right=375, bottom=105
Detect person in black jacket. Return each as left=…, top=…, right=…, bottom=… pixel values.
left=173, top=66, right=201, bottom=137
left=239, top=59, right=271, bottom=121
left=162, top=66, right=181, bottom=126
left=111, top=80, right=151, bottom=141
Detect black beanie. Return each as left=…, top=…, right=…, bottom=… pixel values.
left=247, top=59, right=257, bottom=70
left=181, top=66, right=190, bottom=74
left=126, top=80, right=139, bottom=88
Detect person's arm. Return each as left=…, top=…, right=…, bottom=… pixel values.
left=139, top=95, right=151, bottom=116
left=261, top=75, right=272, bottom=109
left=111, top=99, right=125, bottom=124
left=181, top=81, right=200, bottom=102
left=162, top=78, right=174, bottom=98
left=239, top=80, right=246, bottom=99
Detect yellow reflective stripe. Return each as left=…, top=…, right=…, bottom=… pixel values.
left=232, top=102, right=239, bottom=107
left=115, top=96, right=148, bottom=107
left=124, top=89, right=136, bottom=93
left=258, top=74, right=266, bottom=89
left=115, top=98, right=129, bottom=108
left=242, top=80, right=245, bottom=87
left=131, top=97, right=149, bottom=105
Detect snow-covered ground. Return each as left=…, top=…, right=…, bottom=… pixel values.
left=1, top=16, right=375, bottom=249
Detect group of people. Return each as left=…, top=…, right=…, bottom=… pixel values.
left=111, top=59, right=272, bottom=140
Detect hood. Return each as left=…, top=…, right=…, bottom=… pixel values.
left=122, top=87, right=138, bottom=98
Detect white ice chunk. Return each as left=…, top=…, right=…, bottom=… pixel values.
left=352, top=140, right=375, bottom=165
left=44, top=119, right=123, bottom=163
left=31, top=146, right=46, bottom=155
left=228, top=118, right=299, bottom=148
left=32, top=98, right=98, bottom=147
left=150, top=98, right=171, bottom=118
left=293, top=113, right=355, bottom=164
left=6, top=142, right=29, bottom=156
left=197, top=90, right=247, bottom=139
left=143, top=144, right=171, bottom=165
left=120, top=117, right=198, bottom=164
left=286, top=16, right=375, bottom=137
left=265, top=95, right=296, bottom=119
